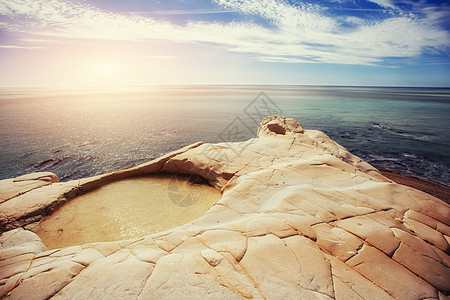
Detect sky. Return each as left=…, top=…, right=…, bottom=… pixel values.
left=0, top=0, right=449, bottom=87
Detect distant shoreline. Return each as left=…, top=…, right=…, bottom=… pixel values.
left=378, top=167, right=450, bottom=204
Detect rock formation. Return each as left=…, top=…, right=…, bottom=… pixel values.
left=0, top=116, right=449, bottom=299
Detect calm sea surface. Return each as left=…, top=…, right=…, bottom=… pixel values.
left=0, top=86, right=449, bottom=186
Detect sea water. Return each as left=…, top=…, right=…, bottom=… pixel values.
left=0, top=86, right=449, bottom=186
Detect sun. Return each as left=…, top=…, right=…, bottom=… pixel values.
left=84, top=59, right=123, bottom=83
left=90, top=61, right=118, bottom=77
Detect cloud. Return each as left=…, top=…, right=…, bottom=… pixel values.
left=0, top=45, right=44, bottom=49
left=213, top=0, right=336, bottom=31
left=122, top=9, right=236, bottom=15
left=257, top=56, right=317, bottom=63
left=0, top=0, right=448, bottom=66
left=366, top=0, right=396, bottom=9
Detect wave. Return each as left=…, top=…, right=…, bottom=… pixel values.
left=354, top=149, right=450, bottom=187
left=371, top=123, right=436, bottom=142
left=34, top=157, right=70, bottom=170
left=77, top=141, right=100, bottom=150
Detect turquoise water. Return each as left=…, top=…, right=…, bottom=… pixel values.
left=0, top=86, right=449, bottom=186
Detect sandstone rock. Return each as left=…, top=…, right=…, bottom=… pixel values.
left=328, top=255, right=395, bottom=300
left=57, top=252, right=153, bottom=299
left=257, top=115, right=304, bottom=137
left=0, top=228, right=44, bottom=249
left=346, top=244, right=437, bottom=299
left=403, top=217, right=449, bottom=252
left=333, top=213, right=400, bottom=256
left=239, top=234, right=333, bottom=299
left=13, top=172, right=59, bottom=183
left=392, top=239, right=449, bottom=292
left=0, top=172, right=58, bottom=205
left=312, top=223, right=363, bottom=262
left=9, top=260, right=85, bottom=299
left=0, top=116, right=448, bottom=299
left=0, top=181, right=79, bottom=232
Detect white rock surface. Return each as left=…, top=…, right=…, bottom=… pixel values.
left=0, top=116, right=449, bottom=299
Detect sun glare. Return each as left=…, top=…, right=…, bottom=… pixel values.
left=88, top=60, right=120, bottom=79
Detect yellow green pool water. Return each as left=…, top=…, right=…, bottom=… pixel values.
left=34, top=173, right=221, bottom=249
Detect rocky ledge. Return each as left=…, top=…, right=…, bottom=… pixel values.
left=0, top=116, right=449, bottom=299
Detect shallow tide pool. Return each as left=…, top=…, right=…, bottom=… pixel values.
left=33, top=173, right=221, bottom=249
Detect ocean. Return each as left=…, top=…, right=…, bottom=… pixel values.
left=0, top=86, right=449, bottom=187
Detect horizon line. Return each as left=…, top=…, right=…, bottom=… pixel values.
left=1, top=84, right=450, bottom=90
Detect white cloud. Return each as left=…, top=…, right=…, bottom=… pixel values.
left=123, top=9, right=236, bottom=15
left=19, top=38, right=62, bottom=43
left=345, top=16, right=365, bottom=25
left=257, top=56, right=318, bottom=63
left=366, top=0, right=396, bottom=9
left=0, top=0, right=448, bottom=66
left=214, top=0, right=336, bottom=31
left=0, top=45, right=44, bottom=49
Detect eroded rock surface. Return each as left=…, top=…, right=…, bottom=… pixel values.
left=0, top=116, right=449, bottom=299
